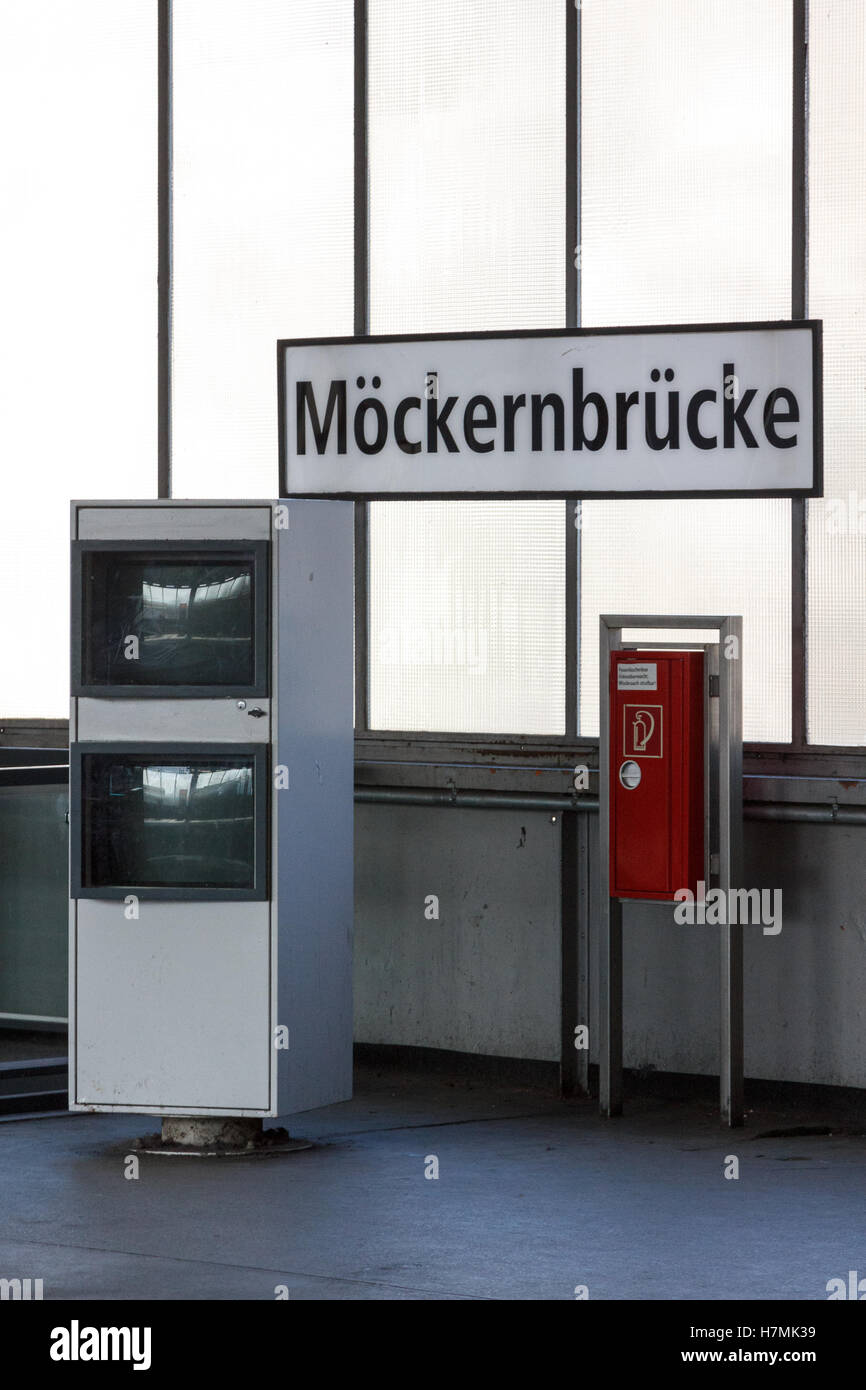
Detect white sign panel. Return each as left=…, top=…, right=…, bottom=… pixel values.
left=617, top=663, right=658, bottom=691
left=278, top=323, right=822, bottom=498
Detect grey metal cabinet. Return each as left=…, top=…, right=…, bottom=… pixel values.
left=68, top=500, right=354, bottom=1118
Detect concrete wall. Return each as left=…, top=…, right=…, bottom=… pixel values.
left=354, top=804, right=561, bottom=1061
left=591, top=817, right=866, bottom=1088
left=355, top=806, right=866, bottom=1089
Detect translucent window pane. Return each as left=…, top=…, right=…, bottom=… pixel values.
left=369, top=502, right=565, bottom=735
left=579, top=500, right=790, bottom=742
left=806, top=3, right=866, bottom=745
left=581, top=0, right=791, bottom=328
left=369, top=0, right=564, bottom=335
left=368, top=1, right=565, bottom=734
left=0, top=1, right=156, bottom=718
left=579, top=0, right=792, bottom=741
left=171, top=1, right=353, bottom=499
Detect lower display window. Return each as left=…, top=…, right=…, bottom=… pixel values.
left=71, top=744, right=269, bottom=901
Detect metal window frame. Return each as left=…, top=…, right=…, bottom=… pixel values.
left=144, top=0, right=865, bottom=772
left=350, top=0, right=834, bottom=769
left=354, top=0, right=370, bottom=737
left=158, top=0, right=172, bottom=501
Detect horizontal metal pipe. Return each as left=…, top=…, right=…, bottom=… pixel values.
left=2, top=776, right=864, bottom=826
left=744, top=801, right=866, bottom=826
left=355, top=786, right=598, bottom=813
left=356, top=786, right=866, bottom=825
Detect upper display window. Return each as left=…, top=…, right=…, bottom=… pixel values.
left=72, top=540, right=270, bottom=697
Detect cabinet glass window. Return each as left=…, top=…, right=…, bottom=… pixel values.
left=74, top=749, right=266, bottom=899
left=74, top=543, right=268, bottom=695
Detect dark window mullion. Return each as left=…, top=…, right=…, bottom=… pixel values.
left=791, top=0, right=808, bottom=749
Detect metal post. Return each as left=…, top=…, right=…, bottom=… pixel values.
left=599, top=899, right=623, bottom=1116
left=353, top=0, right=369, bottom=734
left=575, top=809, right=591, bottom=1095
left=598, top=616, right=622, bottom=1115
left=562, top=0, right=583, bottom=1092
left=157, top=0, right=172, bottom=500
left=790, top=0, right=809, bottom=750
left=719, top=617, right=744, bottom=1126
left=560, top=810, right=579, bottom=1096
left=353, top=0, right=368, bottom=338
left=354, top=500, right=369, bottom=733
left=565, top=0, right=580, bottom=330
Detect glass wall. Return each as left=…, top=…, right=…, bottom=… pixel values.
left=578, top=0, right=792, bottom=742
left=171, top=0, right=354, bottom=500
left=369, top=501, right=564, bottom=734
left=806, top=1, right=866, bottom=745
left=1, top=1, right=864, bottom=750
left=366, top=0, right=566, bottom=733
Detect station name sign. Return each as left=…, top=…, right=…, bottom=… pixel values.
left=278, top=323, right=822, bottom=498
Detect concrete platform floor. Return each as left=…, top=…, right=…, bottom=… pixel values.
left=2, top=1061, right=866, bottom=1300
